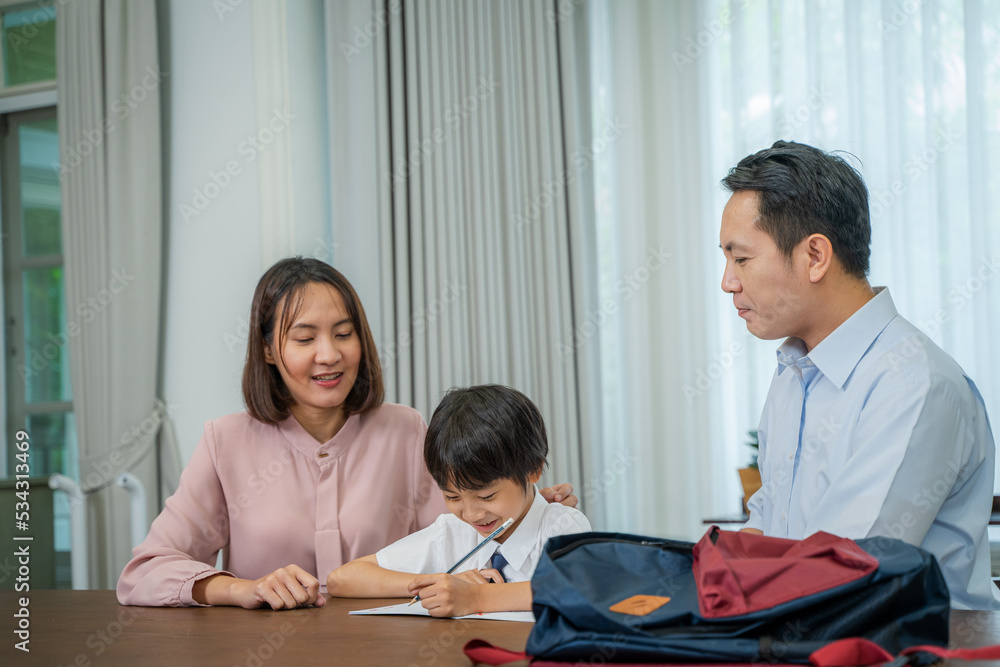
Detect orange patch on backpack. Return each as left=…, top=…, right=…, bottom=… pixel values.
left=609, top=595, right=672, bottom=616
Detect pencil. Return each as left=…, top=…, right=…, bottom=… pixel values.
left=408, top=517, right=514, bottom=606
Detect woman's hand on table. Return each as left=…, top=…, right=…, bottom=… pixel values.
left=194, top=565, right=326, bottom=610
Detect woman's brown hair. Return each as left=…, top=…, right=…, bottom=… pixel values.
left=242, top=257, right=384, bottom=423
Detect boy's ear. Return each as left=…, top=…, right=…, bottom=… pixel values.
left=528, top=468, right=543, bottom=485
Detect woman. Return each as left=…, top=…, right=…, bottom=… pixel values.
left=117, top=258, right=574, bottom=609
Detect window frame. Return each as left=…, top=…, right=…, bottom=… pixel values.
left=1, top=103, right=67, bottom=479
left=0, top=0, right=56, bottom=98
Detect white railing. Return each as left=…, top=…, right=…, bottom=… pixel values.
left=47, top=474, right=87, bottom=590
left=116, top=473, right=148, bottom=550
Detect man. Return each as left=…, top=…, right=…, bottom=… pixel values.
left=719, top=140, right=999, bottom=610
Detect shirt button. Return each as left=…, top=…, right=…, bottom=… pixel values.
left=787, top=453, right=793, bottom=461
left=318, top=452, right=329, bottom=458
left=781, top=512, right=787, bottom=521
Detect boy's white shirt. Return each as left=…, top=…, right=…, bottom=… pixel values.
left=375, top=485, right=591, bottom=582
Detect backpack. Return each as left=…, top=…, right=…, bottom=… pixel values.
left=464, top=527, right=1000, bottom=665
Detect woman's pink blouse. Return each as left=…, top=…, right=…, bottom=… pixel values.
left=116, top=403, right=446, bottom=606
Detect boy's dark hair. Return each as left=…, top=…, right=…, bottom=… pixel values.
left=722, top=140, right=871, bottom=280
left=242, top=256, right=384, bottom=423
left=425, top=385, right=548, bottom=491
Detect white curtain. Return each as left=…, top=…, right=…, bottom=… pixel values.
left=326, top=0, right=597, bottom=492
left=581, top=0, right=733, bottom=539
left=593, top=0, right=1000, bottom=540
left=57, top=0, right=174, bottom=588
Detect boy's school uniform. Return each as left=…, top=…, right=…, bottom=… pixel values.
left=376, top=487, right=592, bottom=582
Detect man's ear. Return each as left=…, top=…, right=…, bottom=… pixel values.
left=803, top=233, right=833, bottom=283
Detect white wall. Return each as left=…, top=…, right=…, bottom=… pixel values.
left=162, top=0, right=328, bottom=463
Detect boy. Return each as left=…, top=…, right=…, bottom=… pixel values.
left=326, top=385, right=591, bottom=616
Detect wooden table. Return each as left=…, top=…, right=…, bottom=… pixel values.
left=3, top=590, right=1000, bottom=666
left=1, top=591, right=531, bottom=666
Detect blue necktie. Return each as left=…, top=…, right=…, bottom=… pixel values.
left=489, top=549, right=508, bottom=583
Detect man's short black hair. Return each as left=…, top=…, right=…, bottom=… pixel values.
left=424, top=385, right=548, bottom=491
left=722, top=140, right=871, bottom=279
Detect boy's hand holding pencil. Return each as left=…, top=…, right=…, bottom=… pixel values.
left=407, top=517, right=513, bottom=606
left=406, top=573, right=488, bottom=617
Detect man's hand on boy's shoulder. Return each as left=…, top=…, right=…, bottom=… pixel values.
left=453, top=569, right=494, bottom=584
left=540, top=483, right=578, bottom=508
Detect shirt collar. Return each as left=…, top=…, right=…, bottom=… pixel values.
left=277, top=411, right=362, bottom=459
left=775, top=286, right=898, bottom=390
left=478, top=485, right=547, bottom=571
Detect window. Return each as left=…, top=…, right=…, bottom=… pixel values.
left=1, top=2, right=56, bottom=90
left=585, top=0, right=1000, bottom=537
left=698, top=0, right=1000, bottom=482
left=0, top=0, right=66, bottom=587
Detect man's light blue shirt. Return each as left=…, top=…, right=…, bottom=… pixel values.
left=745, top=287, right=1000, bottom=610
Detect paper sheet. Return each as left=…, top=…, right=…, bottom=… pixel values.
left=348, top=602, right=534, bottom=623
